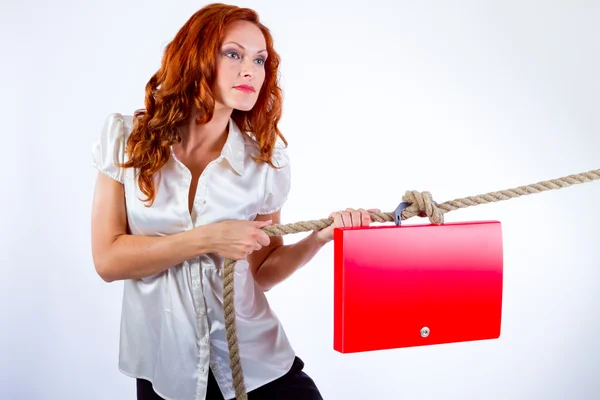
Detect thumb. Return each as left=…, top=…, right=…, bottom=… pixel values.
left=255, top=219, right=273, bottom=226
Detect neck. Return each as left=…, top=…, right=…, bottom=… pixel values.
left=177, top=104, right=233, bottom=155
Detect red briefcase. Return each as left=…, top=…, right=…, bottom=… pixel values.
left=333, top=216, right=503, bottom=354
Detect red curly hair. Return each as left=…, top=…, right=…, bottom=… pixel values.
left=120, top=3, right=286, bottom=206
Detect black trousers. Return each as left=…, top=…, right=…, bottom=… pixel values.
left=136, top=356, right=323, bottom=400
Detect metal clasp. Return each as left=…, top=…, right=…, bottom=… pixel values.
left=394, top=200, right=438, bottom=226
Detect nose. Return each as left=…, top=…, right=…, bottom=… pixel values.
left=240, top=58, right=254, bottom=79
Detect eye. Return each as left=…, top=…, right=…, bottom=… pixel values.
left=224, top=51, right=240, bottom=59
left=255, top=58, right=266, bottom=65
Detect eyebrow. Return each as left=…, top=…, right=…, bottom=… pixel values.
left=223, top=41, right=267, bottom=53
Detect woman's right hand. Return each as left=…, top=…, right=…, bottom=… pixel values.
left=207, top=219, right=273, bottom=260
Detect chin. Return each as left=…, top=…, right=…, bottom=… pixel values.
left=229, top=101, right=257, bottom=112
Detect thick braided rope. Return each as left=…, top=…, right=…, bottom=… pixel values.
left=223, top=168, right=600, bottom=399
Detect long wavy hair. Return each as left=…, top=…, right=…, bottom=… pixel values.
left=120, top=3, right=286, bottom=206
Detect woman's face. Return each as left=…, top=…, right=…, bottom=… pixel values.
left=213, top=20, right=268, bottom=112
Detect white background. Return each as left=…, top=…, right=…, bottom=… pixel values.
left=2, top=0, right=599, bottom=399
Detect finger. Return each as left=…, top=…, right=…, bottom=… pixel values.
left=332, top=212, right=344, bottom=228
left=340, top=211, right=352, bottom=227
left=367, top=209, right=381, bottom=222
left=257, top=232, right=270, bottom=247
left=347, top=208, right=361, bottom=227
left=254, top=242, right=262, bottom=251
left=255, top=219, right=272, bottom=226
left=358, top=208, right=371, bottom=226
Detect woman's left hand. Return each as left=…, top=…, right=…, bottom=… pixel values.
left=314, top=207, right=381, bottom=245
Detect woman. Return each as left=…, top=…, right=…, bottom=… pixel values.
left=91, top=3, right=377, bottom=399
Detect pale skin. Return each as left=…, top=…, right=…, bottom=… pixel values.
left=91, top=20, right=379, bottom=291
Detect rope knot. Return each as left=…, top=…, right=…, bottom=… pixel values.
left=401, top=190, right=444, bottom=224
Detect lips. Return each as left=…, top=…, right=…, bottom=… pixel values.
left=234, top=85, right=255, bottom=93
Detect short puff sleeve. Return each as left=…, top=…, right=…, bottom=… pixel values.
left=258, top=146, right=291, bottom=215
left=92, top=113, right=127, bottom=184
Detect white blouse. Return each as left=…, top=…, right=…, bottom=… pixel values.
left=92, top=113, right=296, bottom=400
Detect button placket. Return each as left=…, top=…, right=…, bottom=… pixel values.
left=200, top=334, right=209, bottom=345
left=172, top=152, right=196, bottom=230
left=192, top=158, right=218, bottom=221
left=193, top=178, right=208, bottom=222
left=190, top=260, right=210, bottom=346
